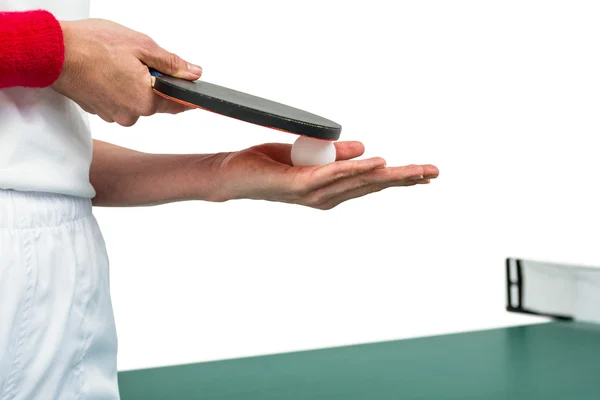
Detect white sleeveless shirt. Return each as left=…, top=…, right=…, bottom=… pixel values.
left=0, top=0, right=95, bottom=198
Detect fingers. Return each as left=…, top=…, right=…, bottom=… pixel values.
left=307, top=157, right=387, bottom=190
left=155, top=96, right=193, bottom=114
left=317, top=182, right=409, bottom=210
left=98, top=113, right=138, bottom=126
left=420, top=164, right=440, bottom=179
left=107, top=94, right=190, bottom=124
left=98, top=114, right=114, bottom=123
left=318, top=177, right=432, bottom=210
left=293, top=162, right=438, bottom=210
left=307, top=164, right=427, bottom=205
left=319, top=184, right=388, bottom=210
left=114, top=115, right=140, bottom=127
left=137, top=37, right=202, bottom=80
left=334, top=141, right=365, bottom=161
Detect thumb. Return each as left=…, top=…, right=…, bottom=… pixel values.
left=139, top=40, right=202, bottom=80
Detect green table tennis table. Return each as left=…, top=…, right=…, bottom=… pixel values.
left=118, top=321, right=600, bottom=399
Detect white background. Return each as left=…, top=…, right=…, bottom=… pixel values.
left=89, top=1, right=600, bottom=371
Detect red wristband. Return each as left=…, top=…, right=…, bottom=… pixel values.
left=0, top=10, right=65, bottom=88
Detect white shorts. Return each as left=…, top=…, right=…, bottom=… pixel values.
left=0, top=190, right=119, bottom=399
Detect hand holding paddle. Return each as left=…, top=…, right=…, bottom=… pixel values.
left=51, top=18, right=202, bottom=126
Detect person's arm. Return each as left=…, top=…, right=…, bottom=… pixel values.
left=90, top=140, right=438, bottom=210
left=90, top=140, right=220, bottom=206
left=0, top=10, right=64, bottom=88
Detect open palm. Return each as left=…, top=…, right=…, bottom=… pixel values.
left=209, top=141, right=438, bottom=210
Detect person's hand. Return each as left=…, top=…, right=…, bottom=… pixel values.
left=51, top=19, right=201, bottom=126
left=199, top=141, right=439, bottom=210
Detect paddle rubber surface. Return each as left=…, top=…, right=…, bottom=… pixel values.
left=152, top=74, right=342, bottom=140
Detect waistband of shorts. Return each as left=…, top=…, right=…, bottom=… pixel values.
left=0, top=189, right=92, bottom=229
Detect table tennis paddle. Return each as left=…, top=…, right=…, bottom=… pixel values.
left=150, top=69, right=341, bottom=141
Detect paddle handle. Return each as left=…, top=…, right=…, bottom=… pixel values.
left=149, top=68, right=163, bottom=77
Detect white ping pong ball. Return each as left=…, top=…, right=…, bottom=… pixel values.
left=291, top=136, right=337, bottom=167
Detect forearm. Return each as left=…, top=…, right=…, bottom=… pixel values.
left=0, top=10, right=64, bottom=88
left=90, top=140, right=224, bottom=207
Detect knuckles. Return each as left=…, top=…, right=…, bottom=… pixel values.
left=166, top=52, right=181, bottom=73
left=136, top=34, right=157, bottom=54
left=136, top=101, right=158, bottom=117
left=114, top=114, right=139, bottom=127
